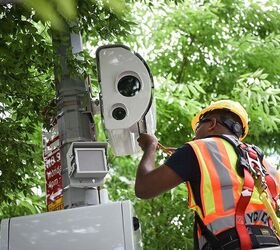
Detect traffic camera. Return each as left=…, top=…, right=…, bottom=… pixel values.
left=96, top=45, right=156, bottom=156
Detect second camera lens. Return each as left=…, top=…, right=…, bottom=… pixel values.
left=112, top=107, right=126, bottom=120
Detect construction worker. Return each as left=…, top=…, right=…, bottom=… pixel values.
left=135, top=100, right=280, bottom=250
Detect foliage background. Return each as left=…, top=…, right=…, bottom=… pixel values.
left=0, top=0, right=280, bottom=249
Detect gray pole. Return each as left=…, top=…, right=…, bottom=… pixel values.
left=52, top=24, right=96, bottom=209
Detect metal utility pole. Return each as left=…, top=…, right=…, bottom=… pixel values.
left=51, top=23, right=97, bottom=209
left=0, top=11, right=148, bottom=249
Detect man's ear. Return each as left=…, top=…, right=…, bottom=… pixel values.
left=208, top=118, right=218, bottom=131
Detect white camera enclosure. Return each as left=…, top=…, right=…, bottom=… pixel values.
left=67, top=142, right=108, bottom=187
left=0, top=201, right=142, bottom=250
left=96, top=45, right=156, bottom=156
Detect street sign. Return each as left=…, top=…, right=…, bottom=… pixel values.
left=44, top=147, right=63, bottom=211
left=43, top=123, right=64, bottom=211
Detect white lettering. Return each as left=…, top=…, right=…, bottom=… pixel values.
left=56, top=151, right=60, bottom=161
left=44, top=150, right=61, bottom=169
left=50, top=156, right=56, bottom=167
left=46, top=167, right=61, bottom=180
left=48, top=179, right=59, bottom=189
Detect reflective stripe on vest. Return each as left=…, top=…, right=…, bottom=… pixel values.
left=197, top=210, right=270, bottom=248
left=207, top=210, right=269, bottom=234
left=186, top=138, right=269, bottom=238
left=187, top=137, right=243, bottom=222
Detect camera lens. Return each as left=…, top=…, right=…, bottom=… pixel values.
left=112, top=107, right=126, bottom=120
left=117, top=75, right=141, bottom=97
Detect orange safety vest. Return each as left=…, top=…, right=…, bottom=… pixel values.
left=186, top=137, right=280, bottom=249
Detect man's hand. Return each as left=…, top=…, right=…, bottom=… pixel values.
left=135, top=133, right=183, bottom=199
left=137, top=133, right=158, bottom=151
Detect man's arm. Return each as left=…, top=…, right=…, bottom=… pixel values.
left=135, top=133, right=183, bottom=199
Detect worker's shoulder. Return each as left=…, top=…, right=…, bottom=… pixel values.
left=187, top=135, right=230, bottom=144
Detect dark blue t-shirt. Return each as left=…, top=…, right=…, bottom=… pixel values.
left=164, top=143, right=202, bottom=207
left=165, top=143, right=200, bottom=182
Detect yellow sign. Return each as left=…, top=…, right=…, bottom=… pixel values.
left=47, top=196, right=64, bottom=212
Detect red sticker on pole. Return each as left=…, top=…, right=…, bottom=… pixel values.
left=43, top=122, right=64, bottom=211
left=44, top=148, right=63, bottom=206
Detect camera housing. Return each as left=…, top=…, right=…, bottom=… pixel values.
left=66, top=142, right=108, bottom=187
left=96, top=45, right=156, bottom=156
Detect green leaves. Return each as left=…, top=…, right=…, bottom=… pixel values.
left=1, top=0, right=280, bottom=249
left=155, top=76, right=203, bottom=146
left=0, top=190, right=45, bottom=219
left=22, top=0, right=77, bottom=31
left=0, top=0, right=135, bottom=220
left=116, top=1, right=280, bottom=248
left=102, top=0, right=127, bottom=17
left=234, top=69, right=280, bottom=146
